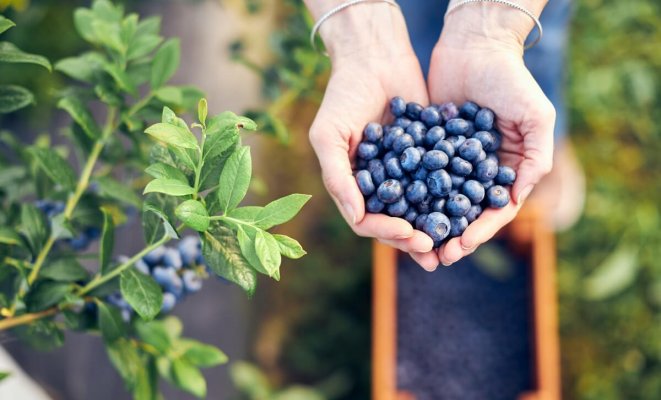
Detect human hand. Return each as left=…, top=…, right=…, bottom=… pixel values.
left=308, top=3, right=436, bottom=261
left=418, top=3, right=556, bottom=269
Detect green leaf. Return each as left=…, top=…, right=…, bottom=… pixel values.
left=55, top=52, right=106, bottom=83
left=151, top=38, right=180, bottom=89
left=228, top=206, right=263, bottom=222
left=29, top=147, right=77, bottom=191
left=172, top=357, right=206, bottom=398
left=161, top=316, right=183, bottom=339
left=237, top=226, right=267, bottom=276
left=0, top=226, right=22, bottom=246
left=198, top=98, right=207, bottom=125
left=273, top=234, right=306, bottom=259
left=58, top=96, right=102, bottom=139
left=0, top=84, right=34, bottom=114
left=73, top=8, right=97, bottom=43
left=230, top=361, right=271, bottom=398
left=135, top=319, right=171, bottom=354
left=127, top=32, right=162, bottom=60
left=145, top=162, right=189, bottom=183
left=92, top=20, right=124, bottom=53
left=207, top=111, right=257, bottom=134
left=13, top=320, right=64, bottom=351
left=253, top=194, right=311, bottom=229
left=161, top=106, right=187, bottom=128
left=19, top=204, right=49, bottom=257
left=175, top=200, right=209, bottom=232
left=584, top=245, right=639, bottom=300
left=0, top=41, right=51, bottom=71
left=154, top=86, right=183, bottom=105
left=144, top=178, right=195, bottom=196
left=40, top=258, right=89, bottom=282
left=104, top=63, right=137, bottom=95
left=106, top=338, right=151, bottom=398
left=179, top=339, right=228, bottom=367
left=97, top=302, right=126, bottom=343
left=50, top=213, right=73, bottom=240
left=202, top=224, right=257, bottom=296
left=95, top=176, right=142, bottom=208
left=217, top=146, right=251, bottom=213
left=0, top=16, right=16, bottom=35
left=100, top=209, right=115, bottom=275
left=142, top=194, right=179, bottom=243
left=25, top=281, right=71, bottom=312
left=145, top=122, right=198, bottom=150
left=255, top=230, right=281, bottom=280
left=120, top=268, right=163, bottom=321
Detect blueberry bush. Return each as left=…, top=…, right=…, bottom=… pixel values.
left=0, top=1, right=309, bottom=398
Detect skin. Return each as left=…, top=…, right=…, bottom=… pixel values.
left=306, top=0, right=554, bottom=271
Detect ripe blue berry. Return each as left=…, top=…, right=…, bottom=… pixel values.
left=69, top=234, right=90, bottom=251
left=462, top=180, right=486, bottom=204
left=377, top=179, right=404, bottom=204
left=399, top=176, right=411, bottom=189
left=368, top=159, right=387, bottom=185
left=475, top=108, right=495, bottom=131
left=135, top=259, right=151, bottom=275
left=415, top=214, right=428, bottom=231
left=182, top=270, right=203, bottom=293
left=459, top=101, right=480, bottom=120
left=153, top=266, right=175, bottom=287
left=486, top=185, right=510, bottom=208
left=385, top=157, right=404, bottom=179
left=144, top=246, right=166, bottom=266
left=490, top=129, right=502, bottom=151
left=446, top=135, right=466, bottom=149
left=394, top=117, right=412, bottom=129
left=357, top=142, right=379, bottom=160
left=412, top=166, right=429, bottom=181
left=422, top=212, right=451, bottom=243
left=404, top=208, right=419, bottom=224
left=405, top=180, right=428, bottom=204
left=420, top=106, right=441, bottom=127
left=450, top=157, right=473, bottom=176
left=475, top=158, right=499, bottom=182
left=387, top=197, right=409, bottom=217
left=449, top=216, right=468, bottom=237
left=390, top=96, right=406, bottom=117
left=425, top=126, right=446, bottom=147
left=438, top=102, right=459, bottom=121
left=482, top=180, right=495, bottom=190
left=383, top=150, right=397, bottom=162
left=393, top=133, right=415, bottom=154
left=473, top=130, right=497, bottom=152
left=356, top=170, right=375, bottom=196
left=445, top=194, right=471, bottom=217
left=427, top=169, right=452, bottom=197
left=406, top=121, right=426, bottom=146
left=495, top=166, right=517, bottom=185
left=400, top=147, right=422, bottom=171
left=476, top=150, right=487, bottom=163
left=431, top=198, right=446, bottom=213
left=422, top=150, right=449, bottom=170
left=383, top=126, right=404, bottom=149
left=366, top=195, right=385, bottom=213
left=465, top=205, right=482, bottom=223
left=416, top=195, right=433, bottom=214
left=364, top=122, right=383, bottom=143
left=445, top=118, right=471, bottom=136
left=163, top=248, right=183, bottom=269
left=178, top=236, right=201, bottom=265
left=416, top=146, right=427, bottom=158
left=433, top=140, right=455, bottom=158
left=405, top=102, right=423, bottom=120
left=450, top=174, right=465, bottom=189
left=457, top=138, right=483, bottom=161
left=161, top=292, right=177, bottom=313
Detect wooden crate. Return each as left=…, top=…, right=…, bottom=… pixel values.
left=372, top=205, right=560, bottom=400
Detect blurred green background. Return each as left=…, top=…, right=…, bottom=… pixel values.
left=1, top=0, right=660, bottom=399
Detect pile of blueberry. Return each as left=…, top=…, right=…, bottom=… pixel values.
left=107, top=236, right=207, bottom=320
left=354, top=98, right=516, bottom=248
left=35, top=200, right=101, bottom=251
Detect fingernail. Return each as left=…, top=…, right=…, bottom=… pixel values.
left=460, top=243, right=476, bottom=252
left=441, top=258, right=452, bottom=267
left=517, top=185, right=534, bottom=205
left=343, top=203, right=356, bottom=224
left=395, top=232, right=413, bottom=239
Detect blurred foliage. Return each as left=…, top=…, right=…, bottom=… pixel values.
left=559, top=0, right=661, bottom=398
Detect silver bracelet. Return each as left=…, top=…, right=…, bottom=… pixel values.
left=445, top=0, right=543, bottom=49
left=310, top=0, right=400, bottom=55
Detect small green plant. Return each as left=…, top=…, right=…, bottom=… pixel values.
left=0, top=1, right=309, bottom=398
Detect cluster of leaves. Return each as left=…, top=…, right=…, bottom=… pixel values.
left=0, top=1, right=309, bottom=398
left=230, top=361, right=326, bottom=400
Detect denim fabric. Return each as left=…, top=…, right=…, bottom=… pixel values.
left=398, top=0, right=571, bottom=140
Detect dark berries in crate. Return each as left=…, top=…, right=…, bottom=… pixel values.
left=475, top=158, right=498, bottom=182
left=377, top=179, right=404, bottom=204
left=356, top=170, right=375, bottom=196
left=462, top=180, right=486, bottom=204
left=387, top=197, right=409, bottom=217
left=368, top=159, right=387, bottom=185
left=459, top=101, right=480, bottom=120
left=475, top=108, right=495, bottom=131
left=385, top=157, right=404, bottom=179
left=400, top=147, right=422, bottom=171
left=486, top=185, right=510, bottom=208
left=422, top=150, right=449, bottom=170
left=393, top=133, right=415, bottom=154
left=450, top=157, right=473, bottom=177
left=425, top=126, right=445, bottom=147
left=357, top=142, right=379, bottom=160
left=405, top=102, right=423, bottom=120
left=405, top=180, right=428, bottom=204
left=366, top=195, right=385, bottom=213
left=420, top=106, right=441, bottom=127
left=449, top=216, right=468, bottom=237
left=495, top=166, right=517, bottom=185
left=390, top=96, right=406, bottom=117
left=457, top=138, right=483, bottom=162
left=446, top=194, right=471, bottom=217
left=364, top=122, right=383, bottom=142
left=433, top=140, right=455, bottom=157
left=427, top=169, right=452, bottom=197
left=423, top=212, right=451, bottom=242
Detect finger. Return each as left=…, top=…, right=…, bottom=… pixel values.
left=354, top=213, right=414, bottom=240
left=410, top=250, right=441, bottom=272
left=378, top=231, right=434, bottom=254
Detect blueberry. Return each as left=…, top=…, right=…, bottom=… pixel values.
left=400, top=147, right=422, bottom=171
left=152, top=266, right=174, bottom=287
left=405, top=102, right=423, bottom=120
left=415, top=214, right=428, bottom=231
left=473, top=130, right=497, bottom=152
left=85, top=227, right=101, bottom=240
left=163, top=248, right=183, bottom=269
left=475, top=158, right=499, bottom=182
left=366, top=195, right=385, bottom=213
left=433, top=140, right=455, bottom=157
left=475, top=108, right=495, bottom=131
left=399, top=176, right=411, bottom=189
left=464, top=120, right=476, bottom=137
left=406, top=121, right=426, bottom=146
left=459, top=101, right=480, bottom=120
left=383, top=150, right=397, bottom=162
left=405, top=180, right=428, bottom=204
left=446, top=194, right=471, bottom=217
left=107, top=293, right=130, bottom=310
left=412, top=166, right=429, bottom=181
left=457, top=138, right=483, bottom=162
left=422, top=150, right=449, bottom=170
left=449, top=216, right=469, bottom=237
left=394, top=117, right=412, bottom=129
left=450, top=174, right=465, bottom=189
left=356, top=170, right=375, bottom=196
left=376, top=179, right=404, bottom=204
left=69, top=234, right=90, bottom=251
left=144, top=246, right=166, bottom=266
left=357, top=142, right=379, bottom=160
left=445, top=118, right=471, bottom=136
left=404, top=208, right=419, bottom=224
left=368, top=159, right=387, bottom=185
left=390, top=96, right=406, bottom=117
left=416, top=146, right=427, bottom=158
left=393, top=133, right=415, bottom=154
left=422, top=212, right=451, bottom=243
left=490, top=129, right=502, bottom=151
left=426, top=169, right=452, bottom=197
left=161, top=292, right=177, bottom=313
left=387, top=197, right=409, bottom=217
left=431, top=198, right=446, bottom=213
left=482, top=180, right=495, bottom=190
left=462, top=180, right=486, bottom=204
left=486, top=185, right=510, bottom=208
left=446, top=135, right=466, bottom=149
left=135, top=258, right=151, bottom=275
left=182, top=270, right=203, bottom=293
left=425, top=126, right=446, bottom=147
left=416, top=195, right=433, bottom=214
left=178, top=236, right=201, bottom=265
left=385, top=157, right=404, bottom=178
left=437, top=102, right=459, bottom=121
left=420, top=106, right=441, bottom=127
left=383, top=126, right=404, bottom=149
left=476, top=150, right=487, bottom=163
left=465, top=205, right=482, bottom=223
left=495, top=166, right=517, bottom=185
left=364, top=122, right=383, bottom=143
left=450, top=157, right=473, bottom=176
